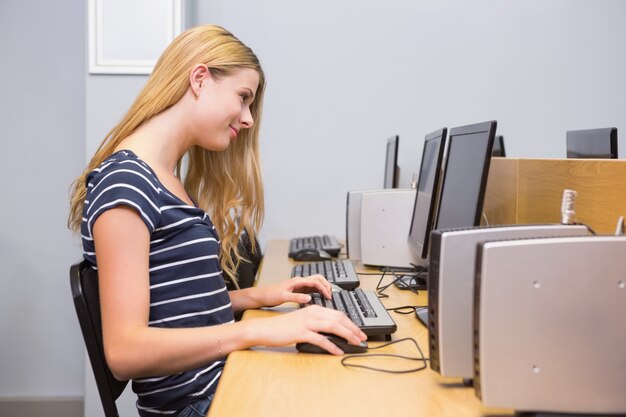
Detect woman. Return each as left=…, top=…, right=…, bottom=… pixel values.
left=68, top=25, right=365, bottom=416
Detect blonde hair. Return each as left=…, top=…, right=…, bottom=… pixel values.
left=68, top=25, right=265, bottom=286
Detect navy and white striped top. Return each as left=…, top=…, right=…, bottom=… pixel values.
left=81, top=150, right=234, bottom=415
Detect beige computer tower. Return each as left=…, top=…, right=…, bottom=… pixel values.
left=474, top=235, right=626, bottom=414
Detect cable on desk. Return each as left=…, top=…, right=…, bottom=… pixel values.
left=386, top=305, right=427, bottom=314
left=336, top=243, right=349, bottom=260
left=355, top=268, right=423, bottom=297
left=375, top=270, right=421, bottom=299
left=395, top=271, right=428, bottom=292
left=376, top=270, right=406, bottom=299
left=340, top=337, right=429, bottom=374
left=374, top=269, right=390, bottom=298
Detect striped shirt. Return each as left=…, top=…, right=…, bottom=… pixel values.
left=81, top=150, right=234, bottom=415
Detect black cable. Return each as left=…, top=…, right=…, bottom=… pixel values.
left=394, top=271, right=428, bottom=292
left=355, top=267, right=423, bottom=297
left=394, top=272, right=422, bottom=295
left=374, top=269, right=391, bottom=299
left=356, top=269, right=424, bottom=277
left=572, top=221, right=597, bottom=235
left=386, top=305, right=427, bottom=314
left=340, top=337, right=429, bottom=374
left=336, top=243, right=348, bottom=259
left=377, top=270, right=409, bottom=298
left=375, top=270, right=423, bottom=298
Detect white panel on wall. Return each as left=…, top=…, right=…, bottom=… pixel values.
left=89, top=0, right=183, bottom=74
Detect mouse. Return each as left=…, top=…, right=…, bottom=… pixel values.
left=296, top=335, right=368, bottom=354
left=292, top=248, right=332, bottom=262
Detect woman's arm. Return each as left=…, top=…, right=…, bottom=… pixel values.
left=95, top=207, right=365, bottom=381
left=95, top=206, right=248, bottom=380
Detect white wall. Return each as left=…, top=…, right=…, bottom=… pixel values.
left=0, top=0, right=85, bottom=399
left=212, top=0, right=626, bottom=243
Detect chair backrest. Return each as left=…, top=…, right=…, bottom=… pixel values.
left=70, top=260, right=128, bottom=417
left=226, top=233, right=263, bottom=291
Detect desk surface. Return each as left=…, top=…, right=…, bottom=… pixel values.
left=208, top=240, right=512, bottom=417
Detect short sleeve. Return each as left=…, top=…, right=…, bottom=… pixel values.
left=83, top=157, right=162, bottom=238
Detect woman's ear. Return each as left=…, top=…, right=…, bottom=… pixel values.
left=189, top=64, right=210, bottom=98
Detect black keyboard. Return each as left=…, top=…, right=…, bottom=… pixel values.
left=291, top=260, right=359, bottom=290
left=304, top=288, right=397, bottom=337
left=289, top=235, right=341, bottom=258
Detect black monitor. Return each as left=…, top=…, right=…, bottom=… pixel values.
left=492, top=135, right=506, bottom=157
left=383, top=135, right=400, bottom=188
left=566, top=128, right=618, bottom=159
left=434, top=121, right=497, bottom=231
left=407, top=128, right=447, bottom=262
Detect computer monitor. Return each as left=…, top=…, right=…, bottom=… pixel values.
left=566, top=127, right=618, bottom=159
left=407, top=128, right=447, bottom=262
left=383, top=135, right=400, bottom=188
left=434, top=121, right=497, bottom=230
left=491, top=135, right=506, bottom=157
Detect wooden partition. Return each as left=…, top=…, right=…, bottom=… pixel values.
left=483, top=158, right=626, bottom=234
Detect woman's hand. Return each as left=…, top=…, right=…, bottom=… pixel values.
left=229, top=274, right=333, bottom=312
left=260, top=274, right=332, bottom=307
left=248, top=304, right=367, bottom=355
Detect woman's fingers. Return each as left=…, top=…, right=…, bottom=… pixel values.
left=290, top=275, right=332, bottom=299
left=304, top=331, right=344, bottom=355
left=304, top=306, right=367, bottom=345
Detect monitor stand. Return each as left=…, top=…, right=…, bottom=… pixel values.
left=415, top=306, right=428, bottom=326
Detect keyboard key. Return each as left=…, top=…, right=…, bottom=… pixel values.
left=354, top=288, right=377, bottom=318
left=339, top=291, right=363, bottom=326
left=329, top=292, right=343, bottom=313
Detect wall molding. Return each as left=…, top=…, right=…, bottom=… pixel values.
left=0, top=397, right=83, bottom=417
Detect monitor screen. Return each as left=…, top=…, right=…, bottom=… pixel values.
left=566, top=128, right=618, bottom=159
left=408, top=128, right=447, bottom=260
left=492, top=135, right=506, bottom=157
left=434, top=121, right=497, bottom=230
left=383, top=135, right=399, bottom=188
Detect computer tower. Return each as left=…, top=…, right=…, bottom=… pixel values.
left=358, top=189, right=419, bottom=268
left=428, top=224, right=590, bottom=377
left=474, top=236, right=626, bottom=414
left=346, top=190, right=365, bottom=261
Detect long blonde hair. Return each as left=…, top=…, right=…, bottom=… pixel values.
left=68, top=25, right=265, bottom=285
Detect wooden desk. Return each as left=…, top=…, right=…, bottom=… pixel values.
left=208, top=240, right=512, bottom=417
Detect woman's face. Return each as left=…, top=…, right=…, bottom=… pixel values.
left=191, top=67, right=260, bottom=151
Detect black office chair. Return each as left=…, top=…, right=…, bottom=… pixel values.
left=70, top=260, right=128, bottom=417
left=226, top=232, right=263, bottom=292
